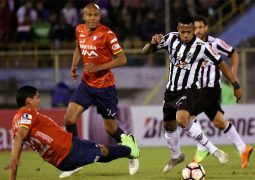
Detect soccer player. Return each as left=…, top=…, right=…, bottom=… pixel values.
left=142, top=16, right=242, bottom=173
left=192, top=15, right=253, bottom=168
left=63, top=3, right=139, bottom=177
left=5, top=86, right=140, bottom=180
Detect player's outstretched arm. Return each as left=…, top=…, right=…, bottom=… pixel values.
left=142, top=34, right=163, bottom=55
left=70, top=42, right=82, bottom=80
left=5, top=127, right=28, bottom=180
left=218, top=61, right=242, bottom=102
left=230, top=50, right=239, bottom=80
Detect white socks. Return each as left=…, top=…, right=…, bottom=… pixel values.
left=224, top=122, right=246, bottom=153
left=185, top=121, right=217, bottom=154
left=195, top=120, right=246, bottom=154
left=195, top=120, right=211, bottom=151
left=165, top=127, right=181, bottom=159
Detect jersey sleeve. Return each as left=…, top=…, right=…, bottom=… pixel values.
left=204, top=43, right=222, bottom=65
left=212, top=38, right=234, bottom=57
left=106, top=30, right=123, bottom=55
left=155, top=33, right=172, bottom=51
left=17, top=110, right=35, bottom=130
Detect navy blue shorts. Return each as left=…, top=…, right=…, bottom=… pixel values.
left=70, top=81, right=118, bottom=119
left=57, top=137, right=102, bottom=171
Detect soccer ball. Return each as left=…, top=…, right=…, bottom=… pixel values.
left=182, top=162, right=206, bottom=180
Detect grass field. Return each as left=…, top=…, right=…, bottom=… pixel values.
left=1, top=145, right=255, bottom=180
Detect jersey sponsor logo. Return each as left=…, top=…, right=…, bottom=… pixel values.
left=19, top=119, right=32, bottom=125
left=110, top=38, right=117, bottom=44
left=112, top=43, right=120, bottom=50
left=26, top=137, right=53, bottom=157
left=79, top=44, right=97, bottom=50
left=35, top=131, right=53, bottom=143
left=81, top=50, right=98, bottom=57
left=208, top=44, right=218, bottom=56
left=220, top=40, right=231, bottom=49
left=173, top=60, right=192, bottom=70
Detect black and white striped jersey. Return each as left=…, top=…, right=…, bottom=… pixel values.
left=199, top=35, right=234, bottom=88
left=154, top=32, right=222, bottom=91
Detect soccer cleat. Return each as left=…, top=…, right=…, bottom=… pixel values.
left=192, top=149, right=210, bottom=163
left=241, top=145, right=253, bottom=169
left=128, top=158, right=139, bottom=175
left=59, top=167, right=83, bottom=178
left=163, top=153, right=186, bottom=173
left=121, top=134, right=140, bottom=159
left=213, top=149, right=228, bottom=164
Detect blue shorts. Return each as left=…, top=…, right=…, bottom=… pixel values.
left=57, top=137, right=102, bottom=171
left=70, top=81, right=118, bottom=119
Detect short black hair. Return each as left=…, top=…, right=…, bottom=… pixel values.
left=16, top=86, right=38, bottom=107
left=178, top=16, right=194, bottom=25
left=193, top=15, right=207, bottom=25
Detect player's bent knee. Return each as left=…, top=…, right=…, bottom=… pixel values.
left=176, top=117, right=190, bottom=128
left=176, top=110, right=190, bottom=128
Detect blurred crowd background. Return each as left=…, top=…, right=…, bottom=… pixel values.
left=0, top=0, right=230, bottom=46
left=0, top=0, right=255, bottom=108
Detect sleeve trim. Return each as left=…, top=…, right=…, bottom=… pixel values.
left=18, top=125, right=29, bottom=130
left=113, top=49, right=123, bottom=55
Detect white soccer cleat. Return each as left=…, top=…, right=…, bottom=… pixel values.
left=128, top=158, right=139, bottom=175
left=213, top=149, right=228, bottom=164
left=163, top=153, right=185, bottom=173
left=59, top=167, right=83, bottom=178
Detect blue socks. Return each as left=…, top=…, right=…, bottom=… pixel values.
left=65, top=124, right=78, bottom=137
left=111, top=127, right=125, bottom=143
left=98, top=145, right=131, bottom=162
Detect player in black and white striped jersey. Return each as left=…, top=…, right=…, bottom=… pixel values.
left=192, top=15, right=253, bottom=169
left=143, top=16, right=242, bottom=173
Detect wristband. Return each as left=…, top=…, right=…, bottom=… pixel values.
left=232, top=81, right=240, bottom=90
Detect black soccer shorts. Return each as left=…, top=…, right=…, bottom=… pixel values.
left=163, top=88, right=200, bottom=122
left=194, top=86, right=224, bottom=121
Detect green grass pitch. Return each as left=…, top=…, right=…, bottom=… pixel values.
left=1, top=145, right=255, bottom=180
